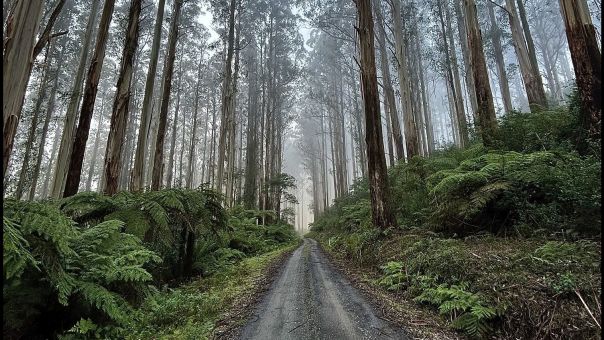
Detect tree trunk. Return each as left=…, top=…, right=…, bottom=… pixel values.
left=516, top=0, right=543, bottom=91
left=417, top=36, right=435, bottom=154
left=216, top=0, right=238, bottom=194
left=391, top=0, right=419, bottom=159
left=151, top=0, right=183, bottom=191
left=63, top=0, right=116, bottom=197
left=3, top=0, right=44, bottom=178
left=487, top=1, right=513, bottom=113
left=85, top=93, right=106, bottom=191
left=166, top=60, right=183, bottom=189
left=356, top=0, right=396, bottom=229
left=243, top=41, right=259, bottom=208
left=131, top=0, right=165, bottom=192
left=439, top=0, right=469, bottom=147
left=16, top=44, right=53, bottom=200
left=30, top=47, right=65, bottom=200
left=506, top=0, right=548, bottom=111
left=42, top=115, right=63, bottom=198
left=453, top=0, right=478, bottom=118
left=559, top=0, right=602, bottom=144
left=101, top=0, right=141, bottom=196
left=464, top=0, right=498, bottom=146
left=50, top=0, right=101, bottom=198
left=187, top=56, right=204, bottom=189
left=375, top=2, right=404, bottom=162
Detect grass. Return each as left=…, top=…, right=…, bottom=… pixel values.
left=125, top=241, right=299, bottom=340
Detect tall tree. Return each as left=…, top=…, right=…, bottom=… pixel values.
left=62, top=0, right=116, bottom=197
left=131, top=0, right=166, bottom=192
left=29, top=46, right=65, bottom=200
left=374, top=1, right=404, bottom=162
left=487, top=0, right=513, bottom=113
left=391, top=0, right=419, bottom=159
left=151, top=0, right=184, bottom=190
left=50, top=0, right=101, bottom=198
left=559, top=0, right=602, bottom=144
left=215, top=0, right=238, bottom=194
left=505, top=0, right=548, bottom=111
left=355, top=0, right=396, bottom=229
left=464, top=0, right=498, bottom=146
left=15, top=43, right=54, bottom=200
left=3, top=0, right=44, bottom=178
left=102, top=0, right=142, bottom=196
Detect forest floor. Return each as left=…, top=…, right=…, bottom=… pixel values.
left=235, top=238, right=413, bottom=340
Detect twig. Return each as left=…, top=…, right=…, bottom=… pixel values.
left=575, top=289, right=601, bottom=329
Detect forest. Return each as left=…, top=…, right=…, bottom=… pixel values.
left=2, top=0, right=601, bottom=339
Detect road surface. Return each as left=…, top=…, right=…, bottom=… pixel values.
left=239, top=238, right=409, bottom=340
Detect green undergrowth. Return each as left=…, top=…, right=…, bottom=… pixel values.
left=310, top=105, right=601, bottom=339
left=125, top=242, right=298, bottom=339
left=3, top=188, right=298, bottom=339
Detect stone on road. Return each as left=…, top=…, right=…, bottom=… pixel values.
left=239, top=238, right=409, bottom=340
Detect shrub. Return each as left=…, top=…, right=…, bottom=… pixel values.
left=414, top=282, right=503, bottom=338
left=427, top=150, right=601, bottom=236
left=3, top=200, right=160, bottom=339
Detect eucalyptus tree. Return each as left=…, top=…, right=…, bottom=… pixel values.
left=559, top=0, right=601, bottom=145
left=355, top=0, right=396, bottom=229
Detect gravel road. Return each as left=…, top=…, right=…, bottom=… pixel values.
left=239, top=238, right=409, bottom=340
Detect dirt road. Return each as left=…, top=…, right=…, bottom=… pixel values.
left=239, top=238, right=409, bottom=340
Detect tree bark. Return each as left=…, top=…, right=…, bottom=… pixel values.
left=375, top=1, right=404, bottom=162
left=464, top=0, right=498, bottom=146
left=62, top=0, right=116, bottom=197
left=187, top=56, right=204, bottom=189
left=50, top=0, right=100, bottom=198
left=439, top=0, right=469, bottom=147
left=506, top=0, right=548, bottom=111
left=216, top=0, right=238, bottom=194
left=166, top=60, right=183, bottom=189
left=101, top=0, right=141, bottom=196
left=15, top=44, right=53, bottom=200
left=559, top=0, right=602, bottom=144
left=3, top=0, right=44, bottom=178
left=453, top=0, right=478, bottom=118
left=85, top=93, right=106, bottom=191
left=131, top=0, right=165, bottom=192
left=151, top=0, right=183, bottom=191
left=391, top=0, right=419, bottom=159
left=30, top=47, right=64, bottom=200
left=487, top=1, right=513, bottom=113
left=355, top=0, right=396, bottom=229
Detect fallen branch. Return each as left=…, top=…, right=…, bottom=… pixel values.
left=575, top=289, right=601, bottom=329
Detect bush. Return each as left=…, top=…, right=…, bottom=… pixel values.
left=3, top=200, right=160, bottom=339
left=494, top=108, right=579, bottom=152
left=427, top=150, right=601, bottom=236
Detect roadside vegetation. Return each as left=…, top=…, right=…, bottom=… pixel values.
left=309, top=99, right=601, bottom=339
left=3, top=188, right=298, bottom=339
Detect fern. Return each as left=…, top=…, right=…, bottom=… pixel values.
left=3, top=216, right=39, bottom=280
left=414, top=283, right=501, bottom=338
